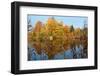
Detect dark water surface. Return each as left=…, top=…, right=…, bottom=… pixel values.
left=28, top=40, right=88, bottom=61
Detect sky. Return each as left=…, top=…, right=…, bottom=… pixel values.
left=27, top=15, right=88, bottom=29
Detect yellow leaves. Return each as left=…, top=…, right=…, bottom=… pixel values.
left=47, top=17, right=56, bottom=26
left=49, top=36, right=53, bottom=41
left=28, top=32, right=33, bottom=44
left=75, top=28, right=81, bottom=33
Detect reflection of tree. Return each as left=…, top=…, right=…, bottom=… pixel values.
left=70, top=41, right=77, bottom=58
left=28, top=17, right=88, bottom=59
left=81, top=39, right=88, bottom=58
left=66, top=39, right=88, bottom=59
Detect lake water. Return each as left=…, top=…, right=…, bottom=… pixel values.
left=28, top=43, right=88, bottom=61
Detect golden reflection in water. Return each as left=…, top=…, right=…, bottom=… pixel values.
left=29, top=38, right=87, bottom=59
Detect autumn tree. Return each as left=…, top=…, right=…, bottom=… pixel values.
left=70, top=25, right=74, bottom=32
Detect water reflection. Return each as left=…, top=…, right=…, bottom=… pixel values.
left=28, top=39, right=88, bottom=61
